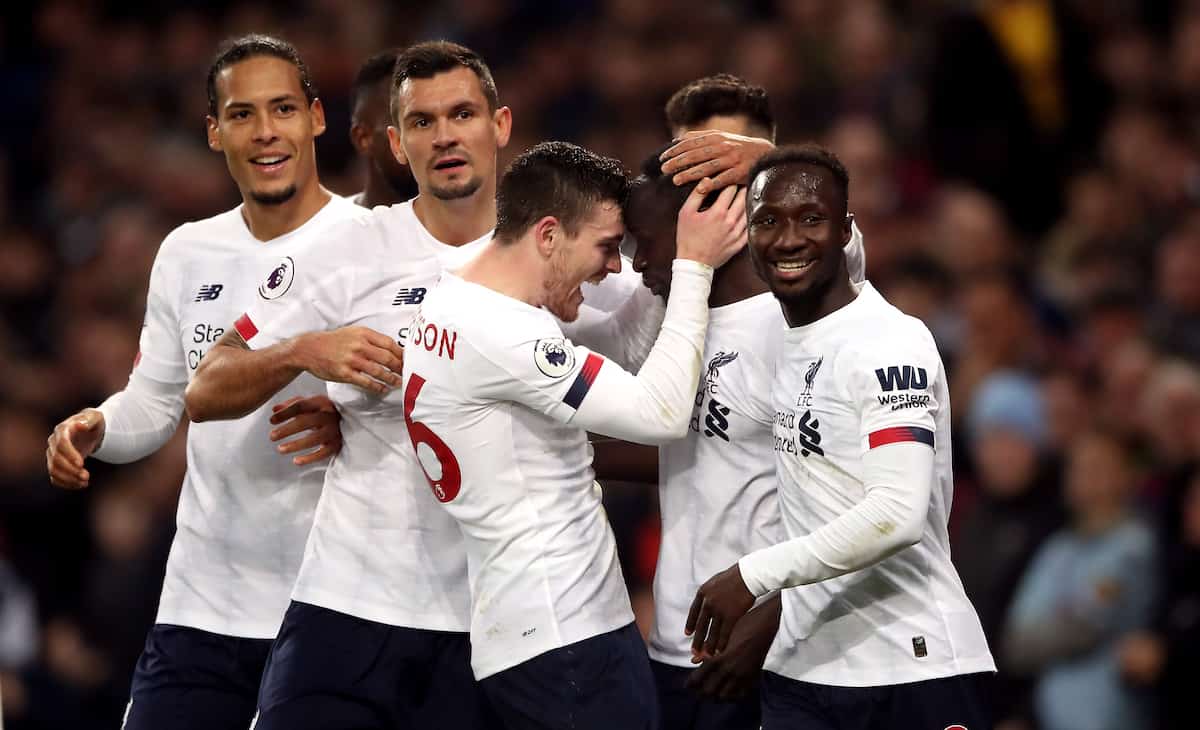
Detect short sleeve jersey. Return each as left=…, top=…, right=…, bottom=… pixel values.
left=766, top=283, right=995, bottom=686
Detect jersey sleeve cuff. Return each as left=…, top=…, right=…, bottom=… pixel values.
left=739, top=548, right=781, bottom=598
left=671, top=258, right=714, bottom=280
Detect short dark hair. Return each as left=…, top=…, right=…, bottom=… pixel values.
left=665, top=74, right=775, bottom=139
left=749, top=144, right=850, bottom=214
left=391, top=41, right=498, bottom=123
left=495, top=142, right=629, bottom=242
left=627, top=143, right=722, bottom=221
left=352, top=49, right=401, bottom=115
left=207, top=34, right=315, bottom=117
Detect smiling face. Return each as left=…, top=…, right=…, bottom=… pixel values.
left=747, top=162, right=852, bottom=307
left=388, top=66, right=511, bottom=201
left=206, top=55, right=325, bottom=206
left=543, top=201, right=625, bottom=322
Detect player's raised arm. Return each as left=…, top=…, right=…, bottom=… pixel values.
left=563, top=183, right=746, bottom=444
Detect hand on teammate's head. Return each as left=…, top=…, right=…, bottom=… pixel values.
left=660, top=131, right=775, bottom=194
left=674, top=181, right=748, bottom=269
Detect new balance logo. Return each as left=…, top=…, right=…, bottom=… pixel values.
left=194, top=284, right=224, bottom=302
left=874, top=365, right=928, bottom=392
left=392, top=287, right=427, bottom=305
left=796, top=410, right=823, bottom=456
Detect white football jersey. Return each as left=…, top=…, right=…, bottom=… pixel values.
left=235, top=200, right=490, bottom=631
left=766, top=283, right=994, bottom=686
left=649, top=293, right=785, bottom=667
left=402, top=273, right=638, bottom=679
left=110, top=195, right=360, bottom=638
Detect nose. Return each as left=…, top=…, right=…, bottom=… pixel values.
left=606, top=250, right=622, bottom=274
left=631, top=249, right=646, bottom=273
left=432, top=117, right=457, bottom=149
left=252, top=113, right=278, bottom=144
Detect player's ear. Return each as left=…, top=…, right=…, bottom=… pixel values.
left=309, top=98, right=326, bottom=138
left=493, top=106, right=512, bottom=150
left=842, top=212, right=854, bottom=246
left=349, top=120, right=370, bottom=154
left=533, top=215, right=559, bottom=258
left=206, top=115, right=222, bottom=152
left=387, top=125, right=408, bottom=166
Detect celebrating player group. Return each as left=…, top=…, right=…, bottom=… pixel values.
left=45, top=33, right=995, bottom=730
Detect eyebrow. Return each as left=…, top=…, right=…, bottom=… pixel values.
left=225, top=94, right=303, bottom=110
left=403, top=96, right=479, bottom=122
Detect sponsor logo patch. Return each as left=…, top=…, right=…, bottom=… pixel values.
left=392, top=287, right=427, bottom=305
left=534, top=338, right=575, bottom=378
left=194, top=283, right=224, bottom=302
left=258, top=256, right=295, bottom=300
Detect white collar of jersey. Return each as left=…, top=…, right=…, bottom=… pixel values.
left=782, top=280, right=874, bottom=340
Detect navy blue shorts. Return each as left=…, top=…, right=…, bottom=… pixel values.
left=761, top=670, right=993, bottom=730
left=480, top=622, right=658, bottom=730
left=124, top=623, right=272, bottom=730
left=253, top=600, right=496, bottom=730
left=651, top=659, right=761, bottom=730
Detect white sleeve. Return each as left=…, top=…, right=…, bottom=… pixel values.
left=93, top=240, right=188, bottom=463
left=94, top=371, right=185, bottom=463
left=232, top=234, right=355, bottom=349
left=739, top=441, right=933, bottom=595
left=739, top=331, right=944, bottom=595
left=561, top=281, right=665, bottom=372
left=474, top=260, right=712, bottom=444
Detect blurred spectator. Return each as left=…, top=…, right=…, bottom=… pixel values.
left=1148, top=213, right=1200, bottom=361
left=3, top=1, right=1200, bottom=726
left=1004, top=429, right=1157, bottom=730
left=1119, top=472, right=1200, bottom=730
left=955, top=371, right=1065, bottom=727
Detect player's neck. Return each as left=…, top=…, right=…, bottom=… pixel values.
left=780, top=267, right=858, bottom=328
left=457, top=237, right=542, bottom=306
left=241, top=183, right=331, bottom=242
left=360, top=170, right=407, bottom=209
left=710, top=247, right=769, bottom=308
left=412, top=184, right=496, bottom=246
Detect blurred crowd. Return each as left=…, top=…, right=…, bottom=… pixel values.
left=2, top=0, right=1199, bottom=728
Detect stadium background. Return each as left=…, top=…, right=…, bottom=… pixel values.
left=1, top=0, right=1198, bottom=728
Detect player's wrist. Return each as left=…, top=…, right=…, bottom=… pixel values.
left=670, top=258, right=714, bottom=277
left=84, top=408, right=106, bottom=451
left=282, top=332, right=319, bottom=375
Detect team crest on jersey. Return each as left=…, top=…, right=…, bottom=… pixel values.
left=534, top=338, right=575, bottom=378
left=796, top=356, right=823, bottom=406
left=258, top=256, right=295, bottom=300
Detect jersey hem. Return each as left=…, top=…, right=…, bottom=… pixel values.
left=470, top=612, right=634, bottom=680
left=290, top=585, right=470, bottom=633
left=763, top=654, right=997, bottom=688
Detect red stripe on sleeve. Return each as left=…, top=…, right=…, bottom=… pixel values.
left=580, top=353, right=604, bottom=385
left=234, top=313, right=259, bottom=342
left=868, top=426, right=935, bottom=449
